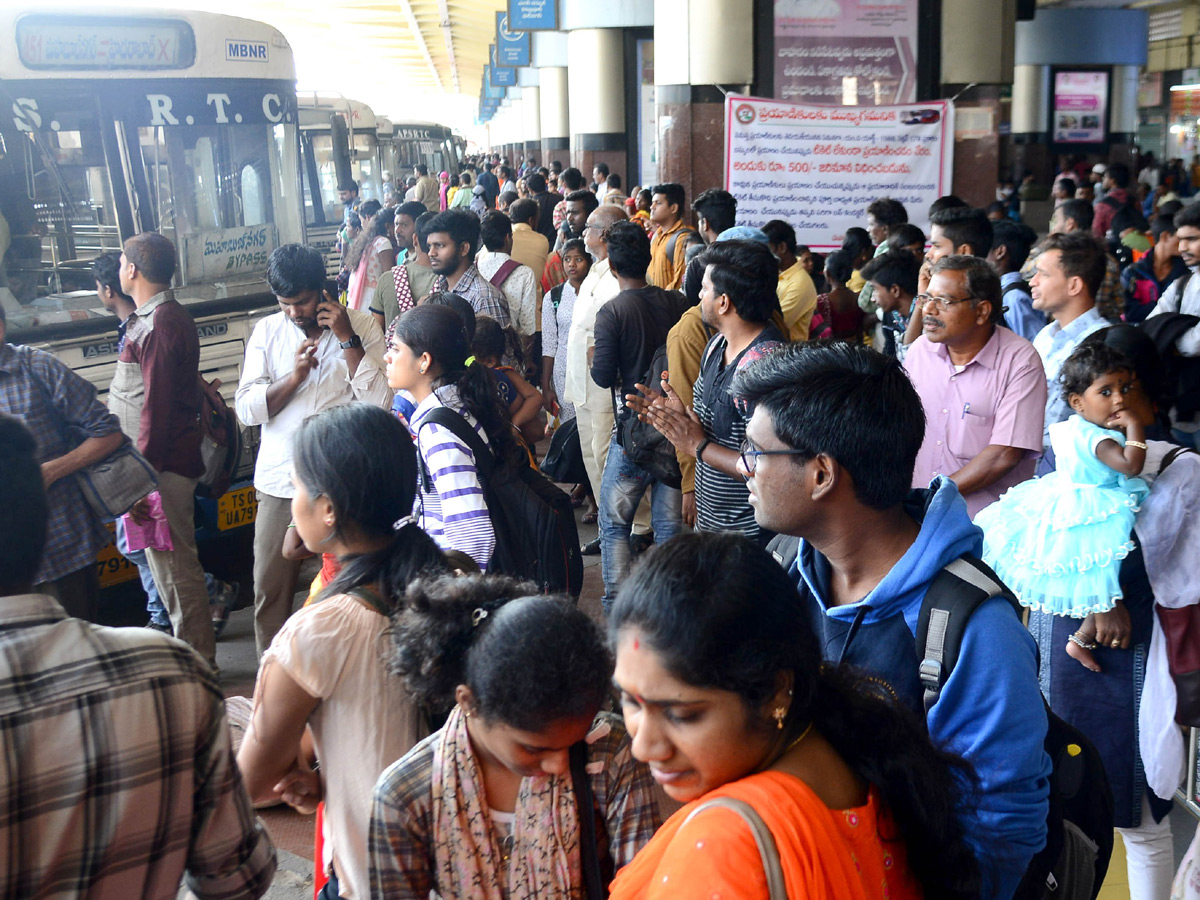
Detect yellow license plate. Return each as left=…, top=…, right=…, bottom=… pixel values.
left=97, top=523, right=139, bottom=589
left=217, top=486, right=258, bottom=531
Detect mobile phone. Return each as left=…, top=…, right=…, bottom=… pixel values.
left=324, top=279, right=339, bottom=299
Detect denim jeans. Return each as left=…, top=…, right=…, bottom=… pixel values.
left=116, top=516, right=222, bottom=629
left=599, top=437, right=683, bottom=614
left=115, top=517, right=169, bottom=627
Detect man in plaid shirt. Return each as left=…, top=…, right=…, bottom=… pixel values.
left=0, top=413, right=276, bottom=899
left=0, top=304, right=124, bottom=621
left=425, top=210, right=512, bottom=328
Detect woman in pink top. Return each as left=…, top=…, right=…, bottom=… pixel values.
left=346, top=202, right=397, bottom=312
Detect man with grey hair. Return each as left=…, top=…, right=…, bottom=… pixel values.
left=903, top=254, right=1046, bottom=517
left=564, top=204, right=652, bottom=554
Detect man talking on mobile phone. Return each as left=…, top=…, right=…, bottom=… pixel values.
left=235, top=244, right=393, bottom=655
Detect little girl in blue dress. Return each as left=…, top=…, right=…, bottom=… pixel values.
left=975, top=342, right=1148, bottom=672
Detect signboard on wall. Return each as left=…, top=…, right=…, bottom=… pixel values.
left=495, top=12, right=531, bottom=68
left=1053, top=71, right=1108, bottom=143
left=489, top=46, right=516, bottom=86
left=1139, top=71, right=1163, bottom=108
left=508, top=0, right=557, bottom=31
left=774, top=0, right=917, bottom=106
left=724, top=94, right=953, bottom=249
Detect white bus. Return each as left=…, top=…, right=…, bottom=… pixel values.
left=0, top=8, right=304, bottom=344
left=298, top=92, right=382, bottom=273
left=0, top=8, right=306, bottom=584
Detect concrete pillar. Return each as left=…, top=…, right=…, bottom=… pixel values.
left=567, top=28, right=627, bottom=187
left=540, top=66, right=570, bottom=168
left=522, top=85, right=543, bottom=162
left=655, top=0, right=753, bottom=206
left=1011, top=65, right=1049, bottom=136
left=1008, top=65, right=1052, bottom=200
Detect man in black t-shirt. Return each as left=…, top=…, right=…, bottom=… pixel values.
left=590, top=222, right=688, bottom=613
left=631, top=240, right=785, bottom=545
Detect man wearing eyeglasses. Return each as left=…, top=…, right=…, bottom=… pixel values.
left=902, top=255, right=1046, bottom=518
left=734, top=342, right=1050, bottom=900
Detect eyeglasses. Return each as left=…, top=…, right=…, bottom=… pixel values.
left=738, top=440, right=809, bottom=474
left=915, top=293, right=976, bottom=312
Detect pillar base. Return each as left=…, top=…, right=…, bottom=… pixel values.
left=542, top=137, right=570, bottom=171
left=571, top=132, right=628, bottom=191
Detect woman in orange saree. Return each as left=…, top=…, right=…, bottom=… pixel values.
left=608, top=532, right=981, bottom=900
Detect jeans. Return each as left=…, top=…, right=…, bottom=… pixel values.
left=599, top=437, right=682, bottom=614
left=116, top=517, right=222, bottom=628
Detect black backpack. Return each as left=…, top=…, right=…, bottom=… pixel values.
left=614, top=343, right=682, bottom=487
left=422, top=408, right=584, bottom=597
left=767, top=539, right=1114, bottom=900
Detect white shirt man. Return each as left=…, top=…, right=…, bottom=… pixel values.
left=235, top=246, right=392, bottom=655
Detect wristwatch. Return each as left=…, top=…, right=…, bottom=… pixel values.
left=338, top=334, right=363, bottom=350
left=694, top=438, right=711, bottom=462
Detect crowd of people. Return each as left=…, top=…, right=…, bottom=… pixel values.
left=1, top=148, right=1199, bottom=900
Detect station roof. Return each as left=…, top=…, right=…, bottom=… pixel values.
left=110, top=0, right=507, bottom=127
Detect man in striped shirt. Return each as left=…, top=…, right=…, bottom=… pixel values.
left=0, top=414, right=276, bottom=899
left=633, top=240, right=785, bottom=545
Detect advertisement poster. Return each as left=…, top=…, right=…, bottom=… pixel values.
left=774, top=0, right=917, bottom=107
left=724, top=94, right=953, bottom=249
left=1053, top=71, right=1108, bottom=143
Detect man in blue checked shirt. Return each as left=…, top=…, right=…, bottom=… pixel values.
left=0, top=302, right=124, bottom=621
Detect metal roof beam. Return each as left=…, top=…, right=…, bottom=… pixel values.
left=396, top=0, right=444, bottom=91
left=437, top=0, right=460, bottom=92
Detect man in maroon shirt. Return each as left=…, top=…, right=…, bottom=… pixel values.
left=107, top=233, right=213, bottom=666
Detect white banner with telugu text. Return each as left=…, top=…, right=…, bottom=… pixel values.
left=724, top=94, right=954, bottom=250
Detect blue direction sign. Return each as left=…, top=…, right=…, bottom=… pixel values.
left=495, top=11, right=531, bottom=68
left=508, top=0, right=557, bottom=31
left=489, top=45, right=516, bottom=86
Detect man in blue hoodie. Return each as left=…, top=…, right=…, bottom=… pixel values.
left=734, top=341, right=1050, bottom=900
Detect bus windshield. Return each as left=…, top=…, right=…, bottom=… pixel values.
left=0, top=82, right=302, bottom=335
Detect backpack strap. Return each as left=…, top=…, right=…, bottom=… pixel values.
left=664, top=227, right=700, bottom=269
left=1161, top=445, right=1198, bottom=470
left=767, top=534, right=801, bottom=572
left=1001, top=278, right=1032, bottom=299
left=422, top=406, right=496, bottom=479
left=550, top=282, right=565, bottom=310
left=916, top=556, right=1021, bottom=714
left=570, top=741, right=606, bottom=900
left=488, top=258, right=521, bottom=289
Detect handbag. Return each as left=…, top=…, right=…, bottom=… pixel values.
left=22, top=347, right=158, bottom=521
left=541, top=416, right=587, bottom=484
left=683, top=796, right=788, bottom=900
left=73, top=440, right=159, bottom=522
left=1156, top=603, right=1200, bottom=726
